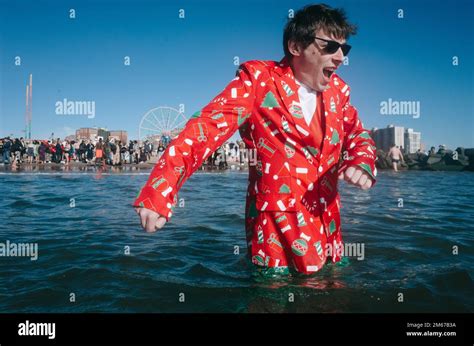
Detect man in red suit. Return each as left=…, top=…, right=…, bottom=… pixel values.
left=134, top=4, right=377, bottom=274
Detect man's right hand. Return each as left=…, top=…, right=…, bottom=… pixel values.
left=134, top=207, right=167, bottom=233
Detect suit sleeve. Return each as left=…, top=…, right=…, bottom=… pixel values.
left=133, top=62, right=257, bottom=221
left=340, top=86, right=378, bottom=184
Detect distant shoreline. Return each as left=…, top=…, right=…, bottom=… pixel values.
left=0, top=161, right=249, bottom=173
left=1, top=161, right=472, bottom=174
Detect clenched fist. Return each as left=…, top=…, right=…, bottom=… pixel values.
left=134, top=207, right=167, bottom=233
left=338, top=166, right=373, bottom=190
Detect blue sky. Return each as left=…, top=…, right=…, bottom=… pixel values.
left=1, top=0, right=473, bottom=149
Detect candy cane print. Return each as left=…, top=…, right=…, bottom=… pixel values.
left=297, top=211, right=307, bottom=227
left=281, top=80, right=295, bottom=97
left=281, top=115, right=291, bottom=133
left=314, top=240, right=324, bottom=260
left=257, top=225, right=264, bottom=244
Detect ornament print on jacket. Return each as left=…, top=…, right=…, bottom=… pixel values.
left=134, top=58, right=377, bottom=274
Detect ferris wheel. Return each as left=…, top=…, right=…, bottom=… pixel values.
left=138, top=106, right=188, bottom=142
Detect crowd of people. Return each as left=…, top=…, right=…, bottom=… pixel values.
left=0, top=136, right=250, bottom=168
left=206, top=140, right=250, bottom=168
left=0, top=137, right=168, bottom=166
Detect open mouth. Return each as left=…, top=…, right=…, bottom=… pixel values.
left=323, top=67, right=335, bottom=79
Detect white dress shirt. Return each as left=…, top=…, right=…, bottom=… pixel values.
left=295, top=79, right=317, bottom=126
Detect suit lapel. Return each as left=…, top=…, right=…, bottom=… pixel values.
left=271, top=58, right=315, bottom=152
left=320, top=87, right=342, bottom=163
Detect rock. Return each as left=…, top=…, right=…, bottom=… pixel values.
left=427, top=155, right=443, bottom=165
left=374, top=147, right=473, bottom=171
left=375, top=150, right=391, bottom=169
left=464, top=148, right=474, bottom=158
left=461, top=148, right=474, bottom=171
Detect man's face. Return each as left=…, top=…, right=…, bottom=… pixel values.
left=292, top=29, right=346, bottom=91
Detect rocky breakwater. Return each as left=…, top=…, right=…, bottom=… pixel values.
left=375, top=147, right=474, bottom=171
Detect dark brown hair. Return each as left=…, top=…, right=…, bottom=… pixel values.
left=283, top=4, right=357, bottom=60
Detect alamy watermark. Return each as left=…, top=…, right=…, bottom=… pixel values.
left=0, top=240, right=38, bottom=261
left=18, top=320, right=55, bottom=339
left=55, top=98, right=96, bottom=119
left=326, top=242, right=365, bottom=260
left=380, top=98, right=420, bottom=119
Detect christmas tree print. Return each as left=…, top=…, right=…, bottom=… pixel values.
left=330, top=129, right=340, bottom=145
left=329, top=219, right=336, bottom=234
left=358, top=163, right=375, bottom=179
left=306, top=146, right=319, bottom=156
left=260, top=91, right=280, bottom=109
left=248, top=200, right=258, bottom=217
left=191, top=111, right=202, bottom=118
left=279, top=183, right=291, bottom=193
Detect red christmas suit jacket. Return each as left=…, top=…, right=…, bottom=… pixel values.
left=134, top=58, right=377, bottom=274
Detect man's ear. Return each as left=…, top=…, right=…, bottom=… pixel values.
left=288, top=40, right=301, bottom=57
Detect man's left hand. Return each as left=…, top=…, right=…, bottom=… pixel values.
left=338, top=166, right=373, bottom=190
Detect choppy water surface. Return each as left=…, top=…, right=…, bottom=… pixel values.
left=0, top=169, right=472, bottom=312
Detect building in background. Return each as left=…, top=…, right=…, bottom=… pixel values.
left=24, top=74, right=33, bottom=139
left=404, top=128, right=422, bottom=154
left=64, top=134, right=76, bottom=142
left=372, top=125, right=405, bottom=152
left=75, top=127, right=127, bottom=142
left=146, top=134, right=162, bottom=144
left=170, top=127, right=184, bottom=139
left=76, top=128, right=98, bottom=141
left=97, top=128, right=109, bottom=140
left=109, top=130, right=128, bottom=143
left=372, top=125, right=421, bottom=154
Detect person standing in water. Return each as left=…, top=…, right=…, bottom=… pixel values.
left=134, top=4, right=377, bottom=274
left=387, top=144, right=404, bottom=171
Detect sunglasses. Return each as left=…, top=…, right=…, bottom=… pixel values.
left=314, top=36, right=351, bottom=56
